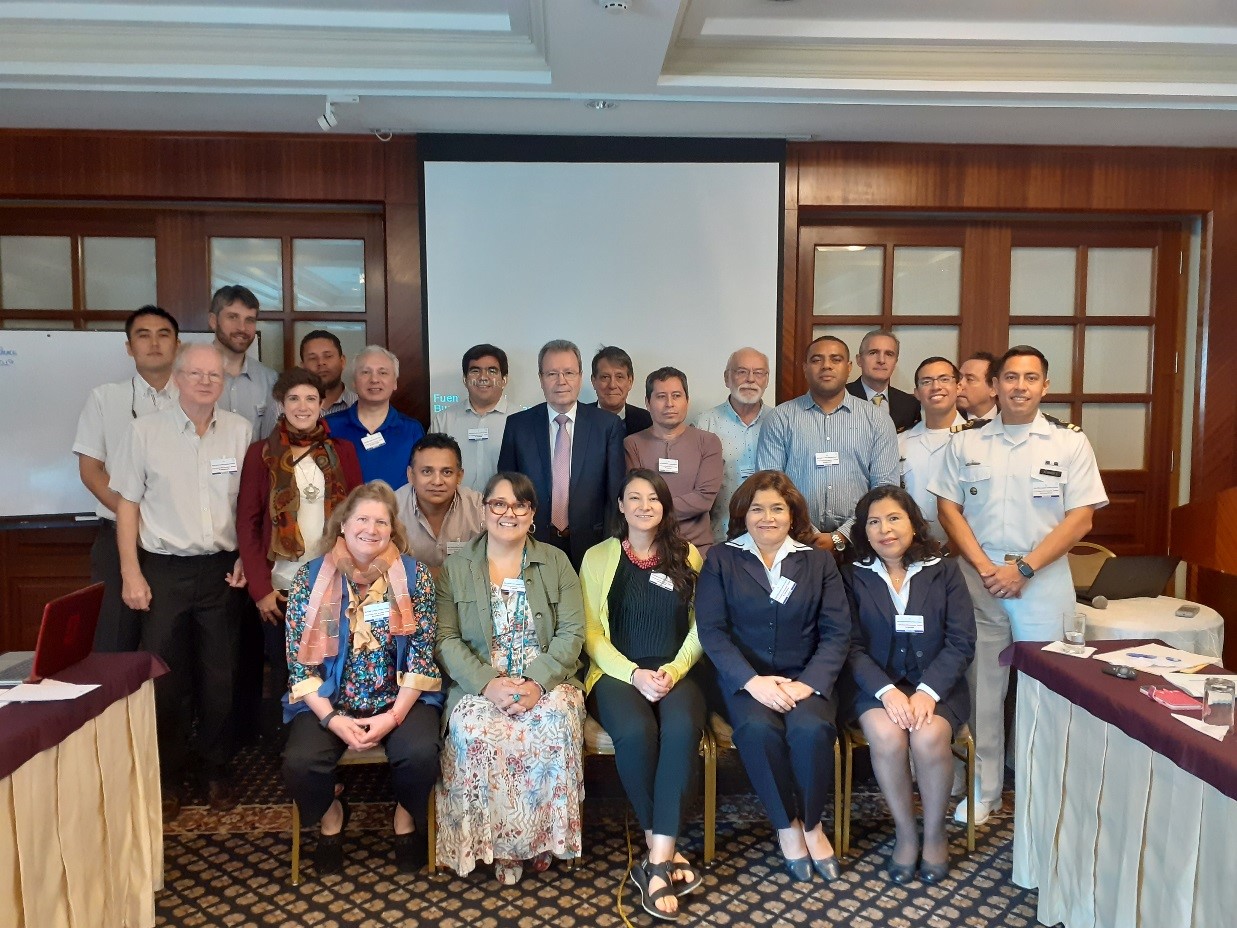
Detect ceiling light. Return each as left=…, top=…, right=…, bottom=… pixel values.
left=317, top=94, right=359, bottom=132
left=596, top=0, right=629, bottom=11
left=586, top=100, right=618, bottom=111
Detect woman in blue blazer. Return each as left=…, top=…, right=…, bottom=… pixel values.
left=695, top=471, right=851, bottom=883
left=843, top=486, right=975, bottom=885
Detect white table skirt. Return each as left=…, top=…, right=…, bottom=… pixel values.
left=1013, top=673, right=1237, bottom=928
left=1079, top=596, right=1225, bottom=659
left=0, top=679, right=163, bottom=928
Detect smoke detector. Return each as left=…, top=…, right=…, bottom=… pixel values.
left=596, top=0, right=629, bottom=12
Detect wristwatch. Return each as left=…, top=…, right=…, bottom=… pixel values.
left=830, top=531, right=847, bottom=552
left=1014, top=556, right=1035, bottom=579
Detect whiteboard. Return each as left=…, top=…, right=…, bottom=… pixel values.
left=423, top=161, right=780, bottom=416
left=0, top=330, right=237, bottom=521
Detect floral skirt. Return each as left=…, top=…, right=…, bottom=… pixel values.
left=435, top=684, right=585, bottom=876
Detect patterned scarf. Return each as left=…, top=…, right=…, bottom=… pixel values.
left=297, top=536, right=417, bottom=665
left=262, top=416, right=350, bottom=561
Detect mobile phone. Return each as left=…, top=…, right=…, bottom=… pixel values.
left=1103, top=664, right=1138, bottom=680
left=1175, top=604, right=1201, bottom=617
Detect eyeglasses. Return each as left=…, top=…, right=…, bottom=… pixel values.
left=916, top=374, right=958, bottom=389
left=541, top=369, right=580, bottom=381
left=467, top=367, right=503, bottom=379
left=485, top=499, right=533, bottom=517
left=730, top=367, right=769, bottom=380
left=181, top=370, right=223, bottom=383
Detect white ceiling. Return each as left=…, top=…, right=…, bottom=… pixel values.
left=5, top=0, right=1237, bottom=145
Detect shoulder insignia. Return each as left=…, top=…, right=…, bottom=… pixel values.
left=950, top=418, right=988, bottom=433
left=1043, top=413, right=1082, bottom=433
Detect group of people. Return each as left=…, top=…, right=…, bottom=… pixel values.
left=73, top=292, right=1108, bottom=918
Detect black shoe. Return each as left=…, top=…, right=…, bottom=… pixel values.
left=393, top=832, right=428, bottom=874
left=630, top=859, right=680, bottom=922
left=780, top=853, right=813, bottom=883
left=887, top=858, right=917, bottom=885
left=314, top=799, right=351, bottom=874
left=811, top=854, right=841, bottom=881
left=207, top=777, right=238, bottom=813
left=918, top=857, right=950, bottom=884
left=161, top=784, right=184, bottom=822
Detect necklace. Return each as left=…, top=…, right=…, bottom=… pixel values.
left=622, top=538, right=660, bottom=569
left=294, top=454, right=324, bottom=502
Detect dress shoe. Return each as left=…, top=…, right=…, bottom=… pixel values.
left=207, top=777, right=238, bottom=813
left=886, top=858, right=917, bottom=885
left=918, top=857, right=950, bottom=884
left=392, top=832, right=427, bottom=874
left=952, top=796, right=991, bottom=826
left=314, top=798, right=351, bottom=874
left=811, top=854, right=841, bottom=881
left=161, top=784, right=184, bottom=822
left=780, top=854, right=813, bottom=883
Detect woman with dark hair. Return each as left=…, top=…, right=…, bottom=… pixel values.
left=238, top=368, right=363, bottom=695
left=282, top=482, right=442, bottom=874
left=435, top=471, right=586, bottom=885
left=843, top=485, right=975, bottom=884
left=695, top=470, right=851, bottom=883
left=580, top=469, right=706, bottom=920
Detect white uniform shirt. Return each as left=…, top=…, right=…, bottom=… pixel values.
left=430, top=395, right=509, bottom=494
left=109, top=405, right=252, bottom=556
left=72, top=375, right=179, bottom=519
left=929, top=411, right=1108, bottom=559
left=898, top=412, right=965, bottom=541
left=694, top=400, right=768, bottom=544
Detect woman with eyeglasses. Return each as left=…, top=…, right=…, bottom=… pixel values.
left=434, top=471, right=586, bottom=885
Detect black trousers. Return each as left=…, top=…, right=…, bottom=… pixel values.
left=722, top=689, right=838, bottom=831
left=90, top=519, right=140, bottom=653
left=283, top=702, right=442, bottom=828
left=234, top=594, right=287, bottom=740
left=588, top=671, right=706, bottom=838
left=139, top=549, right=244, bottom=781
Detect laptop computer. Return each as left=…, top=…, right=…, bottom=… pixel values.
left=1076, top=556, right=1179, bottom=604
left=0, top=583, right=104, bottom=686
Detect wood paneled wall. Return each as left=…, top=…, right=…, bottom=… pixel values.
left=785, top=142, right=1237, bottom=649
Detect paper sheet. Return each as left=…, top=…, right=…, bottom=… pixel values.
left=1042, top=641, right=1098, bottom=659
left=0, top=678, right=100, bottom=703
left=1172, top=713, right=1232, bottom=742
left=1092, top=643, right=1216, bottom=676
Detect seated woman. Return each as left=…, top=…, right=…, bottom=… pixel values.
left=580, top=469, right=707, bottom=921
left=695, top=470, right=850, bottom=883
left=435, top=471, right=586, bottom=885
left=238, top=368, right=362, bottom=697
left=282, top=482, right=442, bottom=875
left=843, top=485, right=975, bottom=884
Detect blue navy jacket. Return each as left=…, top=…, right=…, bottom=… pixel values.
left=695, top=540, right=851, bottom=698
left=841, top=557, right=975, bottom=723
left=497, top=401, right=625, bottom=566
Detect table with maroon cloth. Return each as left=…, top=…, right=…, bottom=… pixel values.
left=0, top=652, right=167, bottom=928
left=1006, top=639, right=1237, bottom=928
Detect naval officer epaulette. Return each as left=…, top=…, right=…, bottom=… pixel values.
left=1043, top=413, right=1082, bottom=433
left=950, top=418, right=988, bottom=433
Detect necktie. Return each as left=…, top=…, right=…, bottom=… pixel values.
left=552, top=413, right=571, bottom=532
left=872, top=394, right=886, bottom=408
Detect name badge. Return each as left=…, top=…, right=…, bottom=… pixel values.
left=1039, top=466, right=1066, bottom=480
left=895, top=614, right=925, bottom=634
left=770, top=577, right=796, bottom=604
left=361, top=432, right=386, bottom=451
left=1033, top=485, right=1062, bottom=499
left=467, top=428, right=490, bottom=441
left=658, top=458, right=679, bottom=474
left=649, top=571, right=675, bottom=591
left=210, top=457, right=238, bottom=475
left=500, top=578, right=526, bottom=594
left=815, top=451, right=840, bottom=467
left=446, top=541, right=466, bottom=554
left=363, top=601, right=391, bottom=622
left=739, top=466, right=755, bottom=479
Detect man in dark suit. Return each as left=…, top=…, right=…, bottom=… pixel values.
left=586, top=345, right=653, bottom=436
left=498, top=339, right=625, bottom=568
left=846, top=329, right=921, bottom=433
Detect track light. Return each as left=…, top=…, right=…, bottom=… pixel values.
left=317, top=95, right=359, bottom=132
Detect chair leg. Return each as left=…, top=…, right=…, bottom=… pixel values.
left=832, top=739, right=843, bottom=861
left=702, top=733, right=717, bottom=866
left=843, top=736, right=855, bottom=860
left=290, top=802, right=301, bottom=886
left=426, top=790, right=437, bottom=873
left=966, top=738, right=976, bottom=853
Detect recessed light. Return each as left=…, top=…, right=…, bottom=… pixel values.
left=596, top=0, right=629, bottom=11
left=586, top=100, right=618, bottom=111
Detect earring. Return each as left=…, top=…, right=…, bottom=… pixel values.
left=528, top=521, right=537, bottom=535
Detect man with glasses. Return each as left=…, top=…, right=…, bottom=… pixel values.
left=846, top=329, right=921, bottom=433
left=74, top=305, right=181, bottom=652
left=694, top=347, right=771, bottom=545
left=430, top=343, right=510, bottom=493
left=498, top=339, right=625, bottom=568
left=110, top=342, right=252, bottom=820
left=899, top=357, right=965, bottom=541
left=586, top=345, right=652, bottom=436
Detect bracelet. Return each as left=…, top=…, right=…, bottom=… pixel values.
left=319, top=709, right=340, bottom=730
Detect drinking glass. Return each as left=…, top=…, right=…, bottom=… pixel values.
left=1063, top=612, right=1087, bottom=655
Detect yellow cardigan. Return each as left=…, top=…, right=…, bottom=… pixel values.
left=580, top=537, right=704, bottom=694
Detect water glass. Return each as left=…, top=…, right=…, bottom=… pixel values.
left=1062, top=612, right=1087, bottom=655
left=1202, top=678, right=1236, bottom=732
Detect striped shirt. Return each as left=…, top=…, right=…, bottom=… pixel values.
left=755, top=391, right=899, bottom=538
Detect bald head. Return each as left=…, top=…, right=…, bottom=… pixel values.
left=724, top=347, right=770, bottom=408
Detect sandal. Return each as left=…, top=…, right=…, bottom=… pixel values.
left=313, top=798, right=351, bottom=874
left=667, top=855, right=702, bottom=897
left=630, top=859, right=679, bottom=922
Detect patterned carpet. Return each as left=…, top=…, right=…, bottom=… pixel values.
left=157, top=742, right=1047, bottom=928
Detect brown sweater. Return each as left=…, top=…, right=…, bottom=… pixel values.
left=623, top=426, right=724, bottom=551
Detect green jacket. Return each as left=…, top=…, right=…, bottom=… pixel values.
left=435, top=534, right=584, bottom=724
